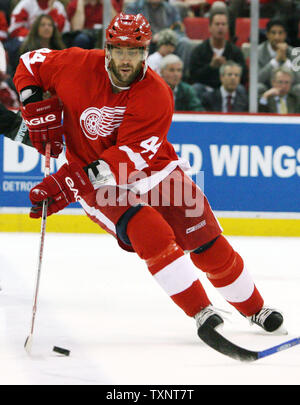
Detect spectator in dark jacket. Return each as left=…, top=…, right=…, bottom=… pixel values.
left=160, top=54, right=205, bottom=111
left=189, top=9, right=247, bottom=98
left=202, top=60, right=248, bottom=112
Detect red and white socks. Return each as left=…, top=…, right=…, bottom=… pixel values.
left=190, top=235, right=264, bottom=316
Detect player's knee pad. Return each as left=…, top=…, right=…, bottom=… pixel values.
left=115, top=204, right=144, bottom=246
left=126, top=205, right=177, bottom=261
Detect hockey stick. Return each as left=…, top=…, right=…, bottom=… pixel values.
left=198, top=324, right=300, bottom=362
left=24, top=143, right=51, bottom=354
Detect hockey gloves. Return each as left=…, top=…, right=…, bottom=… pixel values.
left=21, top=96, right=64, bottom=158
left=29, top=162, right=94, bottom=218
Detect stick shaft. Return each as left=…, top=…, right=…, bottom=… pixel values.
left=26, top=143, right=51, bottom=346
left=258, top=337, right=300, bottom=359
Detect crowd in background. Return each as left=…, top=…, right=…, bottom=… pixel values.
left=1, top=0, right=300, bottom=114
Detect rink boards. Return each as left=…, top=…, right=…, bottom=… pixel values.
left=1, top=113, right=299, bottom=236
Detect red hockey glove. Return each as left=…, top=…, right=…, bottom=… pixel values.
left=21, top=96, right=64, bottom=158
left=29, top=162, right=94, bottom=218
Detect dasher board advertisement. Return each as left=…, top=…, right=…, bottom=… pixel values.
left=1, top=114, right=299, bottom=213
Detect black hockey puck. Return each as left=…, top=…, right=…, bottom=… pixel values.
left=53, top=346, right=70, bottom=356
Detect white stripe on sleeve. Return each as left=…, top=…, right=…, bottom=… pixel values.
left=20, top=51, right=34, bottom=76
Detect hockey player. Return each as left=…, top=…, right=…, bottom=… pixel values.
left=13, top=13, right=284, bottom=354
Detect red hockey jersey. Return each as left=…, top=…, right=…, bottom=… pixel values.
left=14, top=47, right=188, bottom=192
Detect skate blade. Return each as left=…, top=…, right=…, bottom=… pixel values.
left=271, top=325, right=288, bottom=336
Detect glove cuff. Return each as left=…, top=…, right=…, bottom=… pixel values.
left=67, top=162, right=94, bottom=200
left=22, top=96, right=62, bottom=115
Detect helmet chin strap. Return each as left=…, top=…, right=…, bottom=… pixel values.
left=105, top=49, right=149, bottom=90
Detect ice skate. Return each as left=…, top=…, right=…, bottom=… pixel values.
left=194, top=305, right=224, bottom=331
left=248, top=306, right=284, bottom=333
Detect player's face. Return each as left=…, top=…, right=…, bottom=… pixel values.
left=109, top=46, right=144, bottom=86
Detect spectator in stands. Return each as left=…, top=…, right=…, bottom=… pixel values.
left=147, top=28, right=178, bottom=74
left=16, top=14, right=65, bottom=102
left=9, top=0, right=70, bottom=39
left=6, top=0, right=69, bottom=74
left=19, top=14, right=65, bottom=55
left=258, top=66, right=300, bottom=113
left=258, top=18, right=300, bottom=100
left=189, top=9, right=247, bottom=98
left=202, top=60, right=248, bottom=112
left=66, top=0, right=103, bottom=49
left=160, top=54, right=205, bottom=111
left=124, top=0, right=194, bottom=79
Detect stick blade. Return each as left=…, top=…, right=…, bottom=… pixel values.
left=198, top=324, right=259, bottom=362
left=24, top=335, right=33, bottom=355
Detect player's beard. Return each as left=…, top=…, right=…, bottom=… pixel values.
left=110, top=59, right=143, bottom=87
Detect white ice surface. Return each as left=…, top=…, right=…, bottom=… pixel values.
left=0, top=232, right=299, bottom=385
